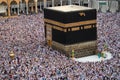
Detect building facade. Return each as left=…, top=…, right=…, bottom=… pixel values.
left=0, top=0, right=119, bottom=17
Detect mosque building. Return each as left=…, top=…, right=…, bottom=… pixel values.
left=0, top=0, right=119, bottom=17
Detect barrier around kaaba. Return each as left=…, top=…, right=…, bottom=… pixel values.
left=44, top=5, right=97, bottom=58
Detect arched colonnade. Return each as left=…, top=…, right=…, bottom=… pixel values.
left=0, top=0, right=79, bottom=17
left=0, top=0, right=119, bottom=17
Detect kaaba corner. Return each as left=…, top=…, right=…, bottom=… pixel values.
left=44, top=5, right=97, bottom=58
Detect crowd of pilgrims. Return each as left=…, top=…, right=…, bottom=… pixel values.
left=0, top=12, right=120, bottom=80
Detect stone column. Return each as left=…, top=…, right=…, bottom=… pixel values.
left=98, top=3, right=102, bottom=12
left=8, top=1, right=11, bottom=17
left=90, top=0, right=93, bottom=8
left=19, top=1, right=22, bottom=12
left=80, top=0, right=83, bottom=6
left=52, top=0, right=54, bottom=7
left=69, top=0, right=72, bottom=5
left=60, top=0, right=63, bottom=6
left=78, top=0, right=80, bottom=6
left=26, top=2, right=28, bottom=14
left=31, top=4, right=34, bottom=12
left=18, top=5, right=20, bottom=15
left=44, top=0, right=47, bottom=8
left=88, top=0, right=92, bottom=7
left=35, top=1, right=38, bottom=13
left=39, top=2, right=42, bottom=11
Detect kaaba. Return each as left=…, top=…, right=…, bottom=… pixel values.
left=44, top=5, right=97, bottom=58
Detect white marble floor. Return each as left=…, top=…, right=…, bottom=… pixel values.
left=74, top=51, right=113, bottom=63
